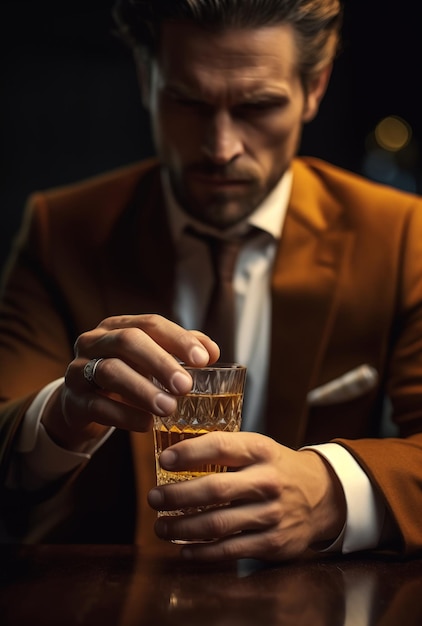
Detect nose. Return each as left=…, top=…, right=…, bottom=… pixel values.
left=201, top=109, right=244, bottom=164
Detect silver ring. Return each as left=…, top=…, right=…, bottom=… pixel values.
left=83, top=358, right=104, bottom=388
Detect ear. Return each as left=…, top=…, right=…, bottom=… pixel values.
left=302, top=64, right=332, bottom=123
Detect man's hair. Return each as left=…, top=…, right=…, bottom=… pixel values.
left=113, top=0, right=343, bottom=88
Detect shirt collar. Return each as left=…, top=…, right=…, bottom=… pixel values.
left=162, top=167, right=293, bottom=244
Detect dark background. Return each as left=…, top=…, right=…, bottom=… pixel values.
left=1, top=0, right=421, bottom=273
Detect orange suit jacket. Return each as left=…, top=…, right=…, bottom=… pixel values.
left=1, top=156, right=422, bottom=552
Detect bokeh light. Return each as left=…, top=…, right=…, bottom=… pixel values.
left=362, top=115, right=419, bottom=193
left=374, top=115, right=412, bottom=152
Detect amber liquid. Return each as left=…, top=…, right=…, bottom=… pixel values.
left=154, top=426, right=225, bottom=485
left=153, top=392, right=242, bottom=517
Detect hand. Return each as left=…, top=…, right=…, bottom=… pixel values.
left=148, top=431, right=346, bottom=561
left=41, top=314, right=219, bottom=450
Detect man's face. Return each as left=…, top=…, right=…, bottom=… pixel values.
left=142, top=21, right=326, bottom=229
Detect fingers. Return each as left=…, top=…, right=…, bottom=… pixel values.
left=177, top=527, right=304, bottom=562
left=153, top=497, right=307, bottom=561
left=48, top=313, right=222, bottom=449
left=62, top=384, right=154, bottom=432
left=70, top=356, right=181, bottom=414
left=92, top=314, right=220, bottom=369
left=158, top=431, right=278, bottom=470
left=148, top=432, right=281, bottom=517
left=180, top=532, right=267, bottom=561
left=149, top=462, right=281, bottom=512
left=76, top=326, right=202, bottom=390
left=63, top=314, right=221, bottom=433
left=147, top=433, right=320, bottom=560
left=74, top=314, right=219, bottom=398
left=155, top=500, right=274, bottom=542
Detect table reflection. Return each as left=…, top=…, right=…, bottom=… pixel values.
left=1, top=544, right=422, bottom=626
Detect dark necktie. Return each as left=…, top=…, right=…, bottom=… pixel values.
left=185, top=226, right=243, bottom=362
left=203, top=236, right=243, bottom=363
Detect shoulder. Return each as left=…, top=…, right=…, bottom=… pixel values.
left=29, top=158, right=161, bottom=216
left=292, top=156, right=422, bottom=235
left=14, top=159, right=162, bottom=259
left=21, top=158, right=162, bottom=244
left=294, top=156, right=422, bottom=211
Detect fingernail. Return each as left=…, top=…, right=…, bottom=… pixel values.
left=160, top=448, right=178, bottom=468
left=148, top=488, right=164, bottom=508
left=170, top=370, right=192, bottom=394
left=155, top=392, right=177, bottom=415
left=190, top=344, right=209, bottom=365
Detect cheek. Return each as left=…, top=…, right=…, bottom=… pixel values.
left=265, top=109, right=304, bottom=147
left=246, top=117, right=302, bottom=174
left=152, top=105, right=202, bottom=163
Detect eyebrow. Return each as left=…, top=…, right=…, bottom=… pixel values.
left=164, top=82, right=290, bottom=104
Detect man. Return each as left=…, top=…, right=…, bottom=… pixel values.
left=1, top=0, right=421, bottom=561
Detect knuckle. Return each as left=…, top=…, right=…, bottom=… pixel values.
left=74, top=328, right=104, bottom=355
left=175, top=326, right=198, bottom=347
left=64, top=359, right=85, bottom=389
left=264, top=501, right=283, bottom=526
left=247, top=466, right=282, bottom=501
left=253, top=435, right=276, bottom=461
left=260, top=468, right=282, bottom=498
left=110, top=326, right=145, bottom=358
left=208, top=508, right=231, bottom=536
left=138, top=313, right=164, bottom=333
left=97, top=314, right=135, bottom=329
left=212, top=473, right=233, bottom=503
left=211, top=431, right=234, bottom=456
left=74, top=331, right=90, bottom=354
left=217, top=541, right=240, bottom=560
left=113, top=327, right=140, bottom=352
left=97, top=316, right=116, bottom=329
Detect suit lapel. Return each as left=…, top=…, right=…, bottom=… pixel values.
left=265, top=159, right=355, bottom=448
left=100, top=166, right=177, bottom=320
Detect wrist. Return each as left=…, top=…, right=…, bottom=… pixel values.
left=300, top=450, right=346, bottom=546
left=41, top=385, right=108, bottom=452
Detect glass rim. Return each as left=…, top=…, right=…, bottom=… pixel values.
left=181, top=362, right=246, bottom=371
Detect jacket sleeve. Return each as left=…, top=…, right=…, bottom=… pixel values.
left=0, top=194, right=76, bottom=527
left=334, top=199, right=422, bottom=554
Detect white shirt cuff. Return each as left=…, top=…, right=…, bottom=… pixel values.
left=12, top=378, right=114, bottom=490
left=302, top=443, right=385, bottom=553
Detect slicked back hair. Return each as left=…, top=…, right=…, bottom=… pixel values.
left=113, top=0, right=343, bottom=89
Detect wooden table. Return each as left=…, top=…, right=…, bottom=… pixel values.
left=1, top=543, right=422, bottom=625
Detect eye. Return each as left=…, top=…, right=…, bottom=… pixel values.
left=168, top=94, right=212, bottom=115
left=238, top=99, right=285, bottom=114
left=174, top=97, right=203, bottom=107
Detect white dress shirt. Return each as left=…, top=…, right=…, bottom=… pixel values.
left=8, top=168, right=385, bottom=552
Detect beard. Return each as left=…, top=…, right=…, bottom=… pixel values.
left=167, top=161, right=278, bottom=230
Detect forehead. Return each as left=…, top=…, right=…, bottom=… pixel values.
left=154, top=21, right=301, bottom=98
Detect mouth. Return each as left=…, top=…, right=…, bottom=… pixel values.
left=190, top=174, right=252, bottom=188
